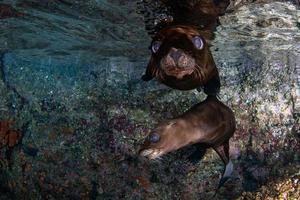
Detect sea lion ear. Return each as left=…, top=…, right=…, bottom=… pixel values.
left=142, top=57, right=159, bottom=81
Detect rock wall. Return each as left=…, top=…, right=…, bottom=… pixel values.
left=0, top=0, right=299, bottom=199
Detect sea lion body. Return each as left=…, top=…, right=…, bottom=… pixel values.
left=141, top=0, right=230, bottom=95
left=139, top=96, right=235, bottom=188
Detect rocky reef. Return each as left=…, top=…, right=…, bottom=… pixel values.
left=0, top=0, right=299, bottom=199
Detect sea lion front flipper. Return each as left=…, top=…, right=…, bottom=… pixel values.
left=203, top=72, right=220, bottom=96
left=186, top=143, right=207, bottom=165
left=142, top=57, right=159, bottom=82
left=141, top=74, right=154, bottom=81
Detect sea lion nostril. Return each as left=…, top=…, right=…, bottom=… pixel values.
left=169, top=49, right=182, bottom=61
left=148, top=132, right=160, bottom=143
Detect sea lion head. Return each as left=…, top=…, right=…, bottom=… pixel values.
left=139, top=121, right=190, bottom=160
left=146, top=25, right=215, bottom=89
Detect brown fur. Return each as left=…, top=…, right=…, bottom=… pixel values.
left=139, top=96, right=235, bottom=158
left=139, top=96, right=235, bottom=189
left=142, top=0, right=230, bottom=94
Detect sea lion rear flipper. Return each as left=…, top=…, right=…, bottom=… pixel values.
left=213, top=141, right=233, bottom=193
left=216, top=160, right=233, bottom=190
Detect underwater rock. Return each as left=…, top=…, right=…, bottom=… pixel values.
left=0, top=0, right=299, bottom=199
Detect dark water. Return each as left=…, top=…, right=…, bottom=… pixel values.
left=0, top=0, right=299, bottom=199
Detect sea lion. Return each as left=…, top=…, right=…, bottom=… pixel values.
left=141, top=0, right=230, bottom=95
left=139, top=96, right=236, bottom=189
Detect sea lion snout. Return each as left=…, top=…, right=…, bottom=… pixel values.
left=139, top=148, right=162, bottom=160
left=161, top=48, right=196, bottom=68
left=139, top=132, right=164, bottom=160
left=143, top=26, right=221, bottom=91
left=139, top=121, right=193, bottom=160
left=169, top=48, right=183, bottom=62
left=160, top=47, right=196, bottom=79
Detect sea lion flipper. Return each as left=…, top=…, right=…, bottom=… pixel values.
left=186, top=143, right=207, bottom=165
left=213, top=141, right=233, bottom=192
left=203, top=73, right=221, bottom=96
left=213, top=141, right=229, bottom=164
left=141, top=74, right=153, bottom=81
left=142, top=57, right=159, bottom=82
left=213, top=159, right=233, bottom=198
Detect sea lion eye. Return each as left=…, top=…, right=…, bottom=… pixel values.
left=151, top=41, right=161, bottom=53
left=148, top=132, right=160, bottom=143
left=192, top=36, right=204, bottom=50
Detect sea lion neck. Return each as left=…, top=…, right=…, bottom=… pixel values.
left=163, top=0, right=229, bottom=33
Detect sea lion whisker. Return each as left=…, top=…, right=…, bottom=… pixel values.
left=159, top=155, right=170, bottom=163
left=153, top=156, right=164, bottom=163
left=155, top=156, right=163, bottom=161
left=194, top=64, right=204, bottom=82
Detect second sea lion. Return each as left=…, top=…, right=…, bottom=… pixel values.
left=139, top=96, right=236, bottom=189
